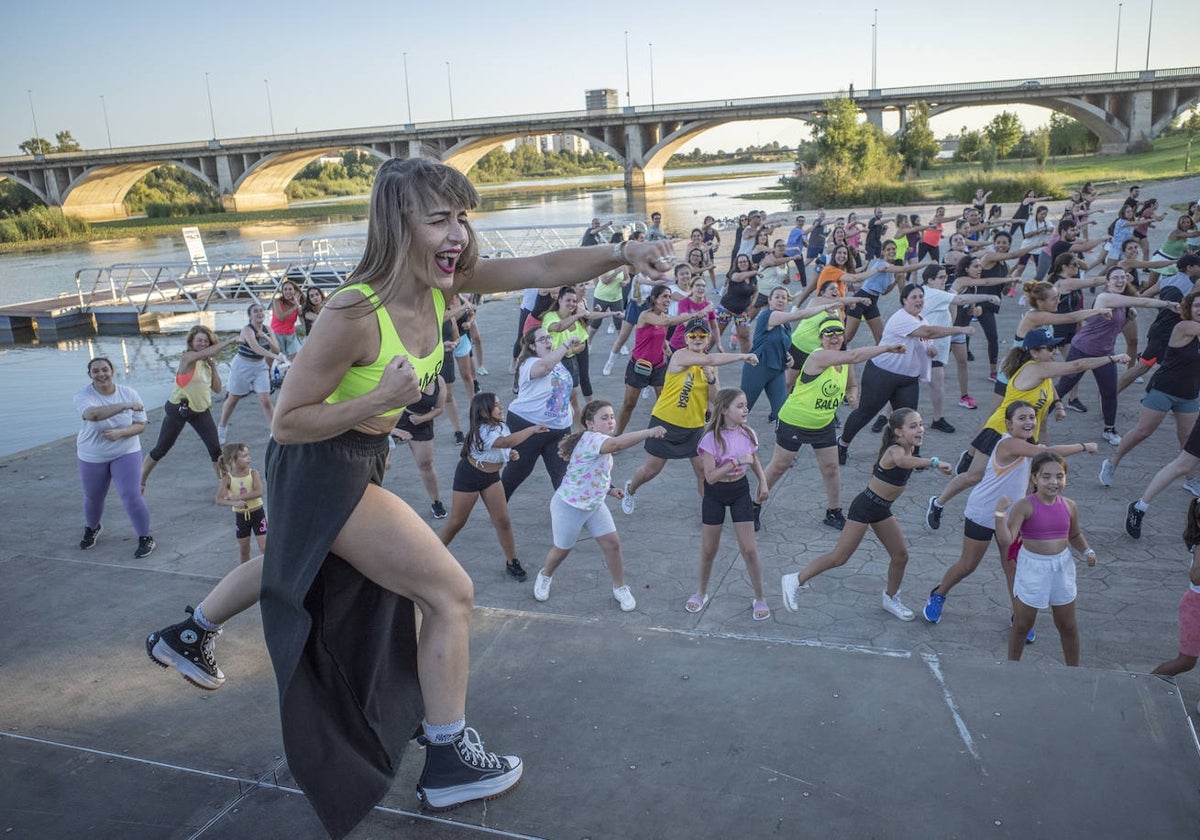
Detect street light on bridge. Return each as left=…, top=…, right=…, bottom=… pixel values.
left=403, top=52, right=413, bottom=124
left=1115, top=3, right=1122, bottom=72
left=100, top=95, right=113, bottom=150
left=624, top=31, right=631, bottom=108
left=204, top=72, right=217, bottom=140
left=27, top=89, right=41, bottom=153
left=264, top=79, right=276, bottom=136
left=446, top=61, right=455, bottom=121
left=648, top=43, right=655, bottom=109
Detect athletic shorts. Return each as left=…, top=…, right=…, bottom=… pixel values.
left=787, top=346, right=810, bottom=373
left=1013, top=545, right=1076, bottom=609
left=593, top=298, right=625, bottom=318
left=452, top=458, right=502, bottom=493
left=1178, top=589, right=1200, bottom=657
left=963, top=516, right=994, bottom=542
left=234, top=506, right=267, bottom=539
left=625, top=359, right=667, bottom=390
left=1186, top=416, right=1200, bottom=459
left=850, top=290, right=882, bottom=321
left=550, top=493, right=616, bottom=550
left=395, top=413, right=434, bottom=443
left=644, top=416, right=704, bottom=460
left=228, top=355, right=270, bottom=396
left=775, top=418, right=836, bottom=452
left=1141, top=389, right=1200, bottom=415
left=701, top=477, right=754, bottom=525
left=970, top=427, right=1004, bottom=457
left=847, top=488, right=894, bottom=524
left=714, top=306, right=750, bottom=328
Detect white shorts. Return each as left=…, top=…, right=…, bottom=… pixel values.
left=1013, top=546, right=1077, bottom=609
left=228, top=354, right=270, bottom=396
left=275, top=332, right=302, bottom=356
left=550, top=493, right=616, bottom=550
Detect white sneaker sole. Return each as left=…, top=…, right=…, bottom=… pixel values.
left=147, top=636, right=225, bottom=691
left=417, top=760, right=523, bottom=811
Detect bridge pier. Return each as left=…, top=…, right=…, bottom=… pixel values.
left=67, top=201, right=129, bottom=223
left=624, top=165, right=664, bottom=190
left=865, top=107, right=884, bottom=131
left=221, top=192, right=290, bottom=213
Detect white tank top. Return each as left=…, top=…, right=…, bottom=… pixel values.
left=963, top=435, right=1032, bottom=529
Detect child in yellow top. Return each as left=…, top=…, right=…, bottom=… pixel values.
left=216, top=442, right=266, bottom=564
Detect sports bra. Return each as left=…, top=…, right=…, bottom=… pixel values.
left=1022, top=493, right=1070, bottom=541
left=872, top=455, right=913, bottom=487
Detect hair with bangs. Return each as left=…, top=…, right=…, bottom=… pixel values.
left=341, top=157, right=481, bottom=316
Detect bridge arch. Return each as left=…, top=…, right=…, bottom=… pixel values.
left=1152, top=87, right=1200, bottom=137
left=926, top=97, right=1128, bottom=152
left=59, top=161, right=218, bottom=222
left=440, top=130, right=626, bottom=175
left=0, top=172, right=50, bottom=206
left=639, top=116, right=813, bottom=186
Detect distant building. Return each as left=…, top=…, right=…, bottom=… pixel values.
left=586, top=89, right=619, bottom=112
left=551, top=133, right=587, bottom=154
left=514, top=135, right=551, bottom=153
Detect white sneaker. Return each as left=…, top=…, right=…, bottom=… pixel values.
left=613, top=585, right=637, bottom=612
left=641, top=386, right=652, bottom=400
left=781, top=573, right=808, bottom=612
left=1183, top=477, right=1200, bottom=497
left=1102, top=428, right=1122, bottom=446
left=476, top=365, right=489, bottom=376
left=606, top=322, right=616, bottom=335
left=1098, top=459, right=1115, bottom=487
left=621, top=480, right=636, bottom=515
left=882, top=590, right=915, bottom=621
left=217, top=425, right=228, bottom=445
left=533, top=571, right=552, bottom=602
left=602, top=359, right=614, bottom=376
left=620, top=346, right=630, bottom=356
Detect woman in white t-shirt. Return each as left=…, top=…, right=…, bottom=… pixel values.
left=836, top=285, right=975, bottom=466
left=75, top=357, right=155, bottom=558
left=532, top=399, right=666, bottom=611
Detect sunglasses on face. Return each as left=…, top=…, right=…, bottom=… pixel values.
left=686, top=331, right=710, bottom=340
left=820, top=329, right=845, bottom=337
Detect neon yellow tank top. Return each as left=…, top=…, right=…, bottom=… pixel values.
left=984, top=361, right=1056, bottom=437
left=778, top=363, right=847, bottom=428
left=324, top=283, right=446, bottom=418
left=651, top=365, right=709, bottom=428
left=542, top=311, right=588, bottom=355
left=171, top=361, right=214, bottom=413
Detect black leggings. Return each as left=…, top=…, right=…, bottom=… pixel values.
left=956, top=301, right=1000, bottom=366
left=148, top=402, right=221, bottom=463
left=1055, top=346, right=1119, bottom=427
left=501, top=412, right=569, bottom=500
left=512, top=307, right=531, bottom=360
left=841, top=361, right=920, bottom=445
left=576, top=345, right=593, bottom=398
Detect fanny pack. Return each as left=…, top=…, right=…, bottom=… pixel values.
left=633, top=358, right=654, bottom=378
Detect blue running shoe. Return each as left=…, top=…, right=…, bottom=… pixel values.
left=923, top=589, right=945, bottom=624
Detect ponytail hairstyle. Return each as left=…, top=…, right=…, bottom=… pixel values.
left=1000, top=345, right=1035, bottom=379
left=703, top=388, right=757, bottom=459
left=217, top=443, right=249, bottom=477
left=558, top=400, right=613, bottom=461
left=1023, top=280, right=1057, bottom=308
left=462, top=391, right=501, bottom=460
left=1183, top=498, right=1200, bottom=552
left=876, top=407, right=919, bottom=465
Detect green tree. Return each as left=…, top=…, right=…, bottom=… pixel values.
left=1032, top=127, right=1051, bottom=166
left=19, top=137, right=52, bottom=155
left=984, top=111, right=1023, bottom=157
left=19, top=131, right=83, bottom=155
left=955, top=128, right=983, bottom=162
left=808, top=96, right=901, bottom=199
left=896, top=101, right=940, bottom=172
left=1047, top=114, right=1100, bottom=155
left=978, top=138, right=998, bottom=172
left=54, top=130, right=82, bottom=152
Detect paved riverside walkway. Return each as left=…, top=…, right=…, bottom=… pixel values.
left=5, top=195, right=1200, bottom=836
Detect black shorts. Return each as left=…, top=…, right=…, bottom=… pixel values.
left=235, top=507, right=267, bottom=539
left=395, top=414, right=434, bottom=443
left=441, top=351, right=457, bottom=383
left=851, top=290, right=882, bottom=321
left=593, top=298, right=624, bottom=317
left=787, top=346, right=809, bottom=373
left=562, top=354, right=581, bottom=389
left=1140, top=333, right=1168, bottom=367
left=701, top=477, right=755, bottom=525
left=644, top=416, right=704, bottom=460
left=993, top=378, right=1007, bottom=397
left=1185, top=416, right=1200, bottom=459
left=847, top=488, right=894, bottom=523
left=963, top=516, right=994, bottom=542
left=775, top=419, right=836, bottom=452
left=970, top=427, right=1004, bottom=457
left=453, top=458, right=502, bottom=493
left=625, top=359, right=667, bottom=390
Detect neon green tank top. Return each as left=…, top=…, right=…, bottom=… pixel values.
left=542, top=311, right=588, bottom=355
left=324, top=283, right=446, bottom=418
left=171, top=361, right=214, bottom=413
left=984, top=362, right=1055, bottom=436
left=777, top=362, right=847, bottom=429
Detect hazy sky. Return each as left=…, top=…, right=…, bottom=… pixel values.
left=1, top=0, right=1195, bottom=157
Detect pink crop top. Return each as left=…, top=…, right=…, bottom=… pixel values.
left=1021, top=494, right=1070, bottom=541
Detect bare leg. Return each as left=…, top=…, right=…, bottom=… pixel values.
left=596, top=531, right=626, bottom=588
left=763, top=445, right=796, bottom=491
left=1118, top=361, right=1151, bottom=393
left=1152, top=653, right=1199, bottom=677
left=1008, top=598, right=1039, bottom=661
left=796, top=521, right=869, bottom=585
left=408, top=439, right=441, bottom=503
left=443, top=389, right=462, bottom=435
left=629, top=454, right=666, bottom=495
left=688, top=456, right=705, bottom=498
left=872, top=517, right=910, bottom=597
left=732, top=520, right=764, bottom=601
left=1141, top=452, right=1200, bottom=506
left=219, top=394, right=242, bottom=428
left=695, top=523, right=721, bottom=597
left=237, top=535, right=251, bottom=565
left=438, top=490, right=480, bottom=547
left=330, top=484, right=474, bottom=725
left=1051, top=600, right=1081, bottom=666
left=814, top=445, right=841, bottom=509
left=542, top=545, right=571, bottom=577
left=1110, top=407, right=1170, bottom=468
left=935, top=536, right=991, bottom=597
left=951, top=343, right=970, bottom=399
left=478, top=481, right=517, bottom=561
left=196, top=556, right=263, bottom=624
left=929, top=365, right=946, bottom=421
left=615, top=385, right=641, bottom=435
left=936, top=448, right=986, bottom=507
left=256, top=392, right=274, bottom=425
left=866, top=317, right=884, bottom=344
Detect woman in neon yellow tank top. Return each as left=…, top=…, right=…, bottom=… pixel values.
left=142, top=157, right=677, bottom=837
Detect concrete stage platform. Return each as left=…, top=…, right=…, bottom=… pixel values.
left=2, top=552, right=1198, bottom=839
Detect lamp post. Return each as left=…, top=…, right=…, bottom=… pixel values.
left=1144, top=0, right=1154, bottom=70
left=446, top=61, right=455, bottom=121
left=264, top=79, right=276, bottom=136
left=871, top=9, right=878, bottom=89
left=100, top=95, right=113, bottom=150
left=1115, top=3, right=1122, bottom=71
left=648, top=43, right=655, bottom=109
left=27, top=89, right=41, bottom=152
left=204, top=72, right=217, bottom=139
left=403, top=52, right=413, bottom=123
left=624, top=31, right=631, bottom=108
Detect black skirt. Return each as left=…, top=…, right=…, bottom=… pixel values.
left=262, top=430, right=422, bottom=839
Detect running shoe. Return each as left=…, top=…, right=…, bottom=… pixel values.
left=79, top=523, right=102, bottom=550
left=925, top=496, right=943, bottom=531
left=1184, top=477, right=1200, bottom=497
left=621, top=480, right=636, bottom=514
left=923, top=589, right=946, bottom=624
left=1102, top=428, right=1122, bottom=446
left=882, top=590, right=914, bottom=621
left=958, top=395, right=977, bottom=410
left=1125, top=502, right=1144, bottom=538
left=931, top=418, right=956, bottom=433
left=1098, top=460, right=1115, bottom=487
left=1067, top=398, right=1088, bottom=413
left=612, top=585, right=637, bottom=611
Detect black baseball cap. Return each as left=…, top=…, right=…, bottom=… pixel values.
left=1024, top=330, right=1064, bottom=350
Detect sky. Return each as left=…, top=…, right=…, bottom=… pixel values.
left=1, top=0, right=1196, bottom=158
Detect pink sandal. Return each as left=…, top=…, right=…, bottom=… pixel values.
left=752, top=599, right=771, bottom=621
left=685, top=593, right=710, bottom=613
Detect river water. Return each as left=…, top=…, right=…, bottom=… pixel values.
left=0, top=162, right=793, bottom=456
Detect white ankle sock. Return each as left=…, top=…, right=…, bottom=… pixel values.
left=423, top=717, right=466, bottom=744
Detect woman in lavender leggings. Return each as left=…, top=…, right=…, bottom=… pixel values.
left=74, top=357, right=156, bottom=558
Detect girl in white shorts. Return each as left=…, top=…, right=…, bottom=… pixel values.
left=993, top=452, right=1098, bottom=666
left=532, top=400, right=665, bottom=612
